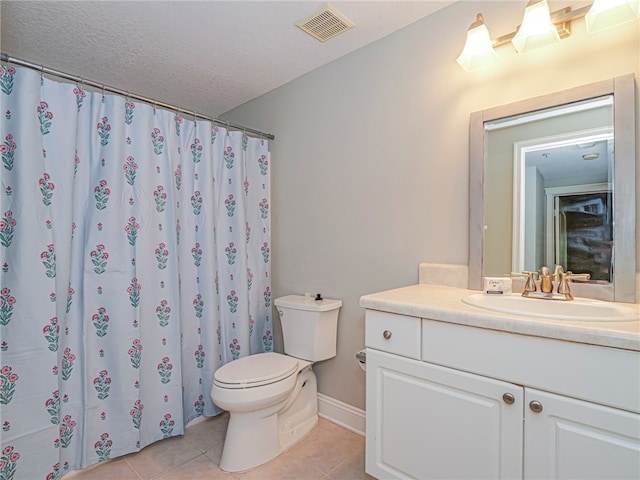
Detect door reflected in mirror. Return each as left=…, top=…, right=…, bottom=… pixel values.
left=484, top=95, right=614, bottom=283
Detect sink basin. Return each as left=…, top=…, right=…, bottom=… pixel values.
left=462, top=293, right=639, bottom=322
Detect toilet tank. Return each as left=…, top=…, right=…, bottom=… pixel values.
left=274, top=295, right=342, bottom=362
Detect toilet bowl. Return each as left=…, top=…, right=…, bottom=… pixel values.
left=211, top=294, right=341, bottom=473
left=211, top=352, right=315, bottom=472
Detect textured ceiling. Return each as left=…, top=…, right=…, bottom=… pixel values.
left=1, top=1, right=454, bottom=117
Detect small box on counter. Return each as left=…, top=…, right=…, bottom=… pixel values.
left=483, top=277, right=512, bottom=295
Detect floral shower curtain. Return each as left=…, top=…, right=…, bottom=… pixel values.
left=0, top=66, right=272, bottom=479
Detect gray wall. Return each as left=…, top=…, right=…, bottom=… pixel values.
left=223, top=1, right=640, bottom=411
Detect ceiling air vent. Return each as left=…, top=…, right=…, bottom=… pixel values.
left=295, top=3, right=355, bottom=42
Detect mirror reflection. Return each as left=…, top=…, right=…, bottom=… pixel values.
left=483, top=95, right=614, bottom=284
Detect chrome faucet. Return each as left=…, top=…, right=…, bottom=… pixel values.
left=521, top=265, right=590, bottom=301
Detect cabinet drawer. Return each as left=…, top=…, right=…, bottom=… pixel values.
left=365, top=310, right=421, bottom=359
left=422, top=319, right=640, bottom=413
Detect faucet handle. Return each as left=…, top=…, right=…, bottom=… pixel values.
left=566, top=272, right=591, bottom=282
left=557, top=273, right=572, bottom=299
left=521, top=271, right=538, bottom=293
left=557, top=272, right=591, bottom=300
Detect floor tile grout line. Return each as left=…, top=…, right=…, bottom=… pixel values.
left=147, top=452, right=213, bottom=480
left=123, top=456, right=144, bottom=480
left=130, top=440, right=206, bottom=480
left=314, top=465, right=333, bottom=478
left=324, top=448, right=362, bottom=478
left=182, top=435, right=219, bottom=454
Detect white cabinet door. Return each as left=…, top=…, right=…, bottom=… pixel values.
left=366, top=349, right=523, bottom=480
left=525, top=388, right=640, bottom=479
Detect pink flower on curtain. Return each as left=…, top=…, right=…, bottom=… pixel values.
left=128, top=339, right=143, bottom=369
left=190, top=138, right=203, bottom=163
left=151, top=127, right=164, bottom=154
left=94, top=180, right=110, bottom=210
left=123, top=156, right=138, bottom=185
left=0, top=66, right=16, bottom=94
left=38, top=173, right=55, bottom=205
left=159, top=414, right=175, bottom=438
left=0, top=365, right=19, bottom=404
left=0, top=445, right=21, bottom=479
left=97, top=116, right=110, bottom=146
left=37, top=101, right=54, bottom=134
left=223, top=146, right=235, bottom=169
left=125, top=102, right=135, bottom=124
left=90, top=244, right=109, bottom=274
left=0, top=288, right=16, bottom=326
left=94, top=433, right=112, bottom=461
left=73, top=87, right=86, bottom=112
left=1, top=134, right=17, bottom=170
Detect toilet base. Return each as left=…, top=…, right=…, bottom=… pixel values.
left=218, top=366, right=319, bottom=473
left=219, top=403, right=284, bottom=473
left=279, top=366, right=318, bottom=451
left=280, top=413, right=317, bottom=451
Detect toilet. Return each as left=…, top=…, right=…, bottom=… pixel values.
left=211, top=294, right=342, bottom=473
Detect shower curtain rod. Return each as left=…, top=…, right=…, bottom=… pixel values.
left=0, top=53, right=275, bottom=140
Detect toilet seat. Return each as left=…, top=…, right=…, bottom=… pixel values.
left=214, top=352, right=298, bottom=389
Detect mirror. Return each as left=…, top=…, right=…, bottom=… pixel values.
left=468, top=75, right=636, bottom=302
left=485, top=96, right=614, bottom=281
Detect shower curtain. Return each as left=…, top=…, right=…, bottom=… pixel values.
left=0, top=66, right=272, bottom=479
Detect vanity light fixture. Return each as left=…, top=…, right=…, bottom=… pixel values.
left=456, top=14, right=499, bottom=72
left=586, top=0, right=640, bottom=32
left=512, top=0, right=560, bottom=54
left=457, top=0, right=640, bottom=72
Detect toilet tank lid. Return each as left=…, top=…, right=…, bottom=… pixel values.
left=274, top=295, right=342, bottom=312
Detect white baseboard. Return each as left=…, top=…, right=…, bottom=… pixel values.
left=317, top=393, right=365, bottom=437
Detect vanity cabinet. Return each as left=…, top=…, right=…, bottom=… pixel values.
left=366, top=348, right=523, bottom=479
left=365, top=310, right=640, bottom=480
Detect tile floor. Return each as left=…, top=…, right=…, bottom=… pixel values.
left=63, top=414, right=374, bottom=480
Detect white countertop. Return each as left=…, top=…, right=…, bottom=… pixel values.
left=360, top=284, right=640, bottom=351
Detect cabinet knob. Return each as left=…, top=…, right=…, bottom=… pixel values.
left=383, top=330, right=392, bottom=339
left=529, top=400, right=543, bottom=413
left=502, top=393, right=515, bottom=404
